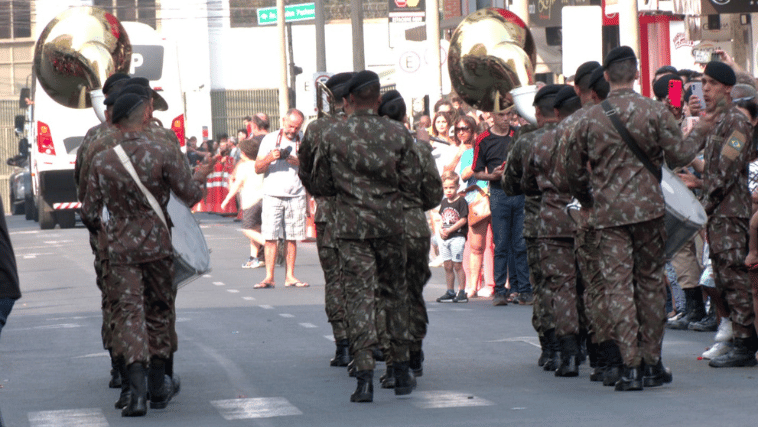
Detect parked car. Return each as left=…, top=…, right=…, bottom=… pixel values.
left=7, top=151, right=33, bottom=219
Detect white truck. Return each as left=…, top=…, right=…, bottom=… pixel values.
left=23, top=21, right=185, bottom=229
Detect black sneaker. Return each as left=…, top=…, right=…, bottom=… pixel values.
left=454, top=290, right=468, bottom=303
left=437, top=291, right=456, bottom=303
left=517, top=292, right=534, bottom=305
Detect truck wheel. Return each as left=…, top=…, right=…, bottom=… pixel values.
left=39, top=199, right=56, bottom=229
left=24, top=196, right=34, bottom=220
left=11, top=192, right=23, bottom=215
left=57, top=210, right=76, bottom=228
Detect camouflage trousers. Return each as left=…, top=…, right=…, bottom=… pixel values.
left=576, top=227, right=614, bottom=344
left=406, top=237, right=431, bottom=352
left=316, top=222, right=347, bottom=342
left=539, top=237, right=578, bottom=337
left=106, top=257, right=176, bottom=366
left=339, top=235, right=409, bottom=372
left=598, top=218, right=667, bottom=367
left=707, top=217, right=755, bottom=338
left=89, top=232, right=113, bottom=351
left=525, top=237, right=551, bottom=334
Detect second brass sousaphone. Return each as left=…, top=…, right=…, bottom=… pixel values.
left=448, top=8, right=538, bottom=122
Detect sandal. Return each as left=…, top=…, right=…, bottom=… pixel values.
left=506, top=292, right=519, bottom=303
left=285, top=281, right=310, bottom=288
left=254, top=282, right=275, bottom=289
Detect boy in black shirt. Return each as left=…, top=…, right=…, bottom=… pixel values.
left=436, top=171, right=469, bottom=303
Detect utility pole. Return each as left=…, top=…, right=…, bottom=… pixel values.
left=277, top=0, right=289, bottom=120
left=351, top=0, right=365, bottom=71
left=287, top=22, right=296, bottom=108
left=427, top=0, right=442, bottom=109
left=315, top=0, right=326, bottom=71
left=619, top=0, right=640, bottom=58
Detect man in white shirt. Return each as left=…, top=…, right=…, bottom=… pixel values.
left=253, top=109, right=309, bottom=288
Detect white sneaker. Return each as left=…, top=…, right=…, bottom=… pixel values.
left=477, top=287, right=494, bottom=298
left=429, top=256, right=444, bottom=267
left=714, top=318, right=733, bottom=342
left=702, top=341, right=733, bottom=359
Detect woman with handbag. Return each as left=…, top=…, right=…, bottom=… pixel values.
left=455, top=115, right=496, bottom=298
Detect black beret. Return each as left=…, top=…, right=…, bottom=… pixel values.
left=102, top=73, right=130, bottom=95
left=654, top=65, right=677, bottom=77
left=128, top=77, right=169, bottom=111
left=604, top=46, right=637, bottom=69
left=104, top=83, right=152, bottom=107
left=704, top=61, right=736, bottom=86
left=588, top=66, right=606, bottom=89
left=575, top=61, right=601, bottom=85
left=653, top=74, right=682, bottom=100
left=533, top=84, right=563, bottom=106
left=326, top=72, right=355, bottom=100
left=553, top=85, right=579, bottom=109
left=111, top=93, right=146, bottom=124
left=348, top=70, right=380, bottom=94
left=378, top=90, right=406, bottom=122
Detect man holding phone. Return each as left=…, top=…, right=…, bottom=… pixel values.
left=474, top=107, right=531, bottom=306
left=254, top=108, right=309, bottom=288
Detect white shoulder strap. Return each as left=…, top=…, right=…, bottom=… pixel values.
left=113, top=144, right=168, bottom=229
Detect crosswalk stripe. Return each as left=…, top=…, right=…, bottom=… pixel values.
left=28, top=408, right=108, bottom=427
left=211, top=397, right=302, bottom=420
left=299, top=323, right=317, bottom=328
left=411, top=391, right=494, bottom=409
left=279, top=313, right=295, bottom=318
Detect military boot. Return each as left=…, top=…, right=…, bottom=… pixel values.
left=393, top=362, right=416, bottom=396
left=643, top=359, right=673, bottom=387
left=350, top=370, right=373, bottom=402
left=380, top=366, right=395, bottom=389
left=667, top=287, right=706, bottom=330
left=709, top=337, right=758, bottom=368
left=537, top=335, right=550, bottom=367
left=614, top=365, right=643, bottom=391
left=114, top=357, right=130, bottom=410
left=588, top=341, right=607, bottom=382
left=601, top=340, right=623, bottom=387
left=410, top=350, right=424, bottom=377
left=148, top=358, right=176, bottom=409
left=122, top=363, right=147, bottom=417
left=543, top=329, right=561, bottom=372
left=330, top=339, right=350, bottom=367
left=555, top=334, right=579, bottom=377
left=109, top=349, right=121, bottom=388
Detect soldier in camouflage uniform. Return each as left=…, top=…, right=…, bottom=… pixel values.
left=564, top=46, right=695, bottom=391
left=377, top=90, right=443, bottom=387
left=683, top=62, right=757, bottom=368
left=298, top=72, right=354, bottom=368
left=74, top=73, right=130, bottom=390
left=523, top=85, right=585, bottom=377
left=309, top=71, right=416, bottom=402
left=503, top=84, right=562, bottom=370
left=81, top=92, right=213, bottom=416
left=554, top=64, right=621, bottom=384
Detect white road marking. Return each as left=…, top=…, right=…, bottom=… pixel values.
left=74, top=352, right=110, bottom=359
left=203, top=274, right=212, bottom=278
left=299, top=323, right=317, bottom=328
left=9, top=230, right=40, bottom=235
left=487, top=336, right=541, bottom=348
left=242, top=296, right=255, bottom=301
left=15, top=323, right=82, bottom=331
left=211, top=397, right=302, bottom=420
left=259, top=305, right=273, bottom=310
left=279, top=313, right=295, bottom=318
left=213, top=282, right=225, bottom=286
left=412, top=391, right=494, bottom=409
left=451, top=308, right=473, bottom=312
left=28, top=408, right=109, bottom=427
left=23, top=255, right=37, bottom=259
left=323, top=335, right=335, bottom=341
left=227, top=289, right=240, bottom=293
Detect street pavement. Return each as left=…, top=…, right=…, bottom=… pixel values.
left=1, top=212, right=756, bottom=427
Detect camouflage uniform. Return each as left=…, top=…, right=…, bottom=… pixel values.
left=299, top=116, right=347, bottom=342
left=81, top=132, right=204, bottom=366
left=503, top=125, right=554, bottom=334
left=75, top=122, right=120, bottom=351
left=524, top=123, right=579, bottom=338
left=564, top=88, right=693, bottom=368
left=310, top=109, right=415, bottom=372
left=685, top=104, right=755, bottom=338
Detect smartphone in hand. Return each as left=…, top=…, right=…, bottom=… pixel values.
left=690, top=81, right=706, bottom=111
left=668, top=79, right=682, bottom=108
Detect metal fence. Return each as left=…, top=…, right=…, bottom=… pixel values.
left=210, top=89, right=280, bottom=139
left=0, top=100, right=24, bottom=214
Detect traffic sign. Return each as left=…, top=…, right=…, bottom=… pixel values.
left=257, top=3, right=316, bottom=25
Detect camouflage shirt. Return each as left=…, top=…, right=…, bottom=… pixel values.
left=310, top=109, right=415, bottom=239
left=76, top=122, right=119, bottom=202
left=502, top=125, right=553, bottom=238
left=80, top=132, right=204, bottom=265
left=524, top=124, right=575, bottom=238
left=299, top=116, right=340, bottom=224
left=684, top=103, right=753, bottom=219
left=565, top=88, right=692, bottom=229
left=402, top=137, right=443, bottom=238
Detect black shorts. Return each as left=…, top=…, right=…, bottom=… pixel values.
left=242, top=200, right=263, bottom=230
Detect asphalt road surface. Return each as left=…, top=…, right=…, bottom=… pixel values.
left=1, top=212, right=756, bottom=427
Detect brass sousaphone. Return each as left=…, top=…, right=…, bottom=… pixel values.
left=34, top=6, right=132, bottom=122
left=448, top=8, right=538, bottom=122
